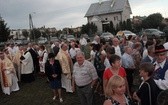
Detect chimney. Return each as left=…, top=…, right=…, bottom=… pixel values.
left=99, top=0, right=102, bottom=4
left=111, top=0, right=115, bottom=7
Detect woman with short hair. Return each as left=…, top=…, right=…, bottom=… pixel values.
left=45, top=53, right=63, bottom=102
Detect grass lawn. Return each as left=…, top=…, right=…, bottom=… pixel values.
left=0, top=76, right=104, bottom=105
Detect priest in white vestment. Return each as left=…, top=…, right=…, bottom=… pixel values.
left=56, top=43, right=73, bottom=93
left=12, top=46, right=23, bottom=81
left=0, top=49, right=19, bottom=95
left=20, top=46, right=35, bottom=83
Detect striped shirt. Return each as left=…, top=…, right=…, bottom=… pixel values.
left=73, top=60, right=98, bottom=86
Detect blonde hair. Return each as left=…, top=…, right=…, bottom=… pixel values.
left=105, top=75, right=125, bottom=97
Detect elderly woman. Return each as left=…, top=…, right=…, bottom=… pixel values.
left=103, top=75, right=132, bottom=105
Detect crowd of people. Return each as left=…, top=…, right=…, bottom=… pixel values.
left=0, top=34, right=168, bottom=105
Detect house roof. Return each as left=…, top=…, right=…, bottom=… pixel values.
left=85, top=0, right=132, bottom=17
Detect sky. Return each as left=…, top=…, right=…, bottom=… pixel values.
left=0, top=0, right=168, bottom=30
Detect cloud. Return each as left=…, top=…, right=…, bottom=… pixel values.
left=129, top=0, right=160, bottom=8
left=0, top=0, right=167, bottom=29
left=0, top=0, right=99, bottom=29
left=130, top=0, right=168, bottom=17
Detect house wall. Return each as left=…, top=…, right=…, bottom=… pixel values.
left=88, top=17, right=103, bottom=34
left=87, top=10, right=131, bottom=33
left=88, top=12, right=124, bottom=33
left=121, top=3, right=131, bottom=22
left=10, top=30, right=25, bottom=39
left=122, top=9, right=130, bottom=21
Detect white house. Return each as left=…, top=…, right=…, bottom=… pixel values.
left=85, top=0, right=132, bottom=33
left=10, top=29, right=24, bottom=39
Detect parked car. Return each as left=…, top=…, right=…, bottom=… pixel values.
left=14, top=39, right=22, bottom=45
left=82, top=34, right=90, bottom=40
left=67, top=35, right=75, bottom=42
left=142, top=29, right=165, bottom=39
left=116, top=30, right=136, bottom=40
left=100, top=32, right=114, bottom=41
left=50, top=36, right=59, bottom=42
left=59, top=34, right=76, bottom=42
left=59, top=34, right=67, bottom=40
left=0, top=42, right=5, bottom=47
left=23, top=39, right=29, bottom=45
left=14, top=39, right=29, bottom=45
left=38, top=37, right=47, bottom=44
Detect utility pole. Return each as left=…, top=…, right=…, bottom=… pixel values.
left=0, top=14, right=2, bottom=20
left=29, top=14, right=35, bottom=41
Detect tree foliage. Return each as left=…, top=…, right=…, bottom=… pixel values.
left=115, top=19, right=133, bottom=33
left=0, top=17, right=10, bottom=42
left=126, top=19, right=132, bottom=31
left=81, top=22, right=97, bottom=36
left=142, top=13, right=163, bottom=29
left=30, top=28, right=41, bottom=41
left=22, top=30, right=29, bottom=38
left=109, top=21, right=115, bottom=34
left=122, top=21, right=127, bottom=30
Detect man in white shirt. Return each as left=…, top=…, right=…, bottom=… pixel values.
left=69, top=42, right=80, bottom=64
left=92, top=35, right=100, bottom=44
left=122, top=46, right=135, bottom=91
left=112, top=38, right=122, bottom=57
left=79, top=36, right=87, bottom=46
left=72, top=51, right=98, bottom=105
left=79, top=35, right=88, bottom=56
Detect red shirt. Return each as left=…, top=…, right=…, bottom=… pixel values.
left=103, top=67, right=126, bottom=80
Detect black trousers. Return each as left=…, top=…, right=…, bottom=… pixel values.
left=125, top=68, right=135, bottom=93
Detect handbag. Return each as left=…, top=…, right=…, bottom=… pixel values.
left=144, top=82, right=152, bottom=105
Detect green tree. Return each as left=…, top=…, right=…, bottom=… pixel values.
left=68, top=28, right=73, bottom=34
left=45, top=29, right=50, bottom=39
left=142, top=13, right=163, bottom=29
left=0, top=17, right=10, bottom=42
left=122, top=21, right=127, bottom=30
left=81, top=24, right=88, bottom=34
left=163, top=26, right=168, bottom=41
left=126, top=19, right=132, bottom=31
left=81, top=22, right=97, bottom=36
left=115, top=23, right=120, bottom=33
left=22, top=30, right=29, bottom=38
left=41, top=32, right=47, bottom=38
left=159, top=23, right=167, bottom=31
left=109, top=21, right=115, bottom=34
left=90, top=22, right=97, bottom=35
left=132, top=22, right=142, bottom=33
left=30, top=28, right=41, bottom=41
left=56, top=30, right=62, bottom=37
left=119, top=21, right=123, bottom=30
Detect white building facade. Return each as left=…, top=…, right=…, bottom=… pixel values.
left=85, top=0, right=132, bottom=33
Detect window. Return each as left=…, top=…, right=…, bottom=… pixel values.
left=116, top=16, right=118, bottom=21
